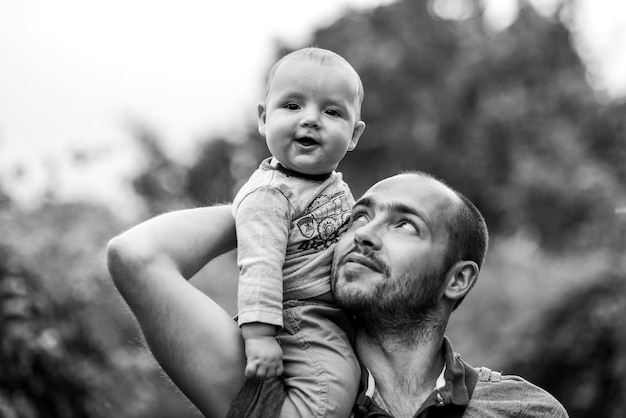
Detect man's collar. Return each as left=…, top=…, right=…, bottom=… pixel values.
left=353, top=336, right=478, bottom=417
left=437, top=336, right=475, bottom=406
left=435, top=362, right=447, bottom=391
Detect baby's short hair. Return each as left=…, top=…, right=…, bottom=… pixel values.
left=265, top=47, right=364, bottom=117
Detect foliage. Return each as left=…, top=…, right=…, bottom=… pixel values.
left=129, top=123, right=269, bottom=214
left=505, top=272, right=626, bottom=418
left=447, top=232, right=624, bottom=368
left=0, top=205, right=200, bottom=417
left=130, top=125, right=195, bottom=217
left=0, top=246, right=151, bottom=417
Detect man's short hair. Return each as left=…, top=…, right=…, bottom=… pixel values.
left=403, top=172, right=489, bottom=309
left=442, top=182, right=488, bottom=309
left=445, top=191, right=489, bottom=271
left=264, top=47, right=364, bottom=118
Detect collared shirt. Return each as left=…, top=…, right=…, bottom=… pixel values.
left=366, top=363, right=448, bottom=411
left=225, top=337, right=569, bottom=418
left=351, top=337, right=569, bottom=417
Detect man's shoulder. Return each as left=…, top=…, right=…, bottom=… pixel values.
left=468, top=366, right=569, bottom=417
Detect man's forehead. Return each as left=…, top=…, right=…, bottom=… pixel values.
left=359, top=174, right=460, bottom=214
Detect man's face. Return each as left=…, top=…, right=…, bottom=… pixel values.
left=331, top=174, right=460, bottom=316
left=258, top=58, right=365, bottom=175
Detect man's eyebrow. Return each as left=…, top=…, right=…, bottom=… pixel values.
left=354, top=196, right=431, bottom=228
left=354, top=197, right=427, bottom=220
left=353, top=196, right=373, bottom=209
left=388, top=203, right=429, bottom=223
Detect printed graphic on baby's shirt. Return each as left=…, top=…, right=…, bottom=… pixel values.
left=294, top=191, right=352, bottom=253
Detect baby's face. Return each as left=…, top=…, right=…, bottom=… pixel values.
left=258, top=58, right=365, bottom=175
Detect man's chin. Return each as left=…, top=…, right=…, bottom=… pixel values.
left=333, top=275, right=372, bottom=303
left=334, top=285, right=380, bottom=316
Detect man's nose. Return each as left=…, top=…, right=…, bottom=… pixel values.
left=353, top=222, right=382, bottom=250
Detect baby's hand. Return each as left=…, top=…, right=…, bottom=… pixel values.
left=244, top=336, right=284, bottom=379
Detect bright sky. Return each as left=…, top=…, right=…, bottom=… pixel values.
left=0, top=0, right=624, bottom=215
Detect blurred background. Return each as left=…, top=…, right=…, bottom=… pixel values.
left=1, top=0, right=625, bottom=416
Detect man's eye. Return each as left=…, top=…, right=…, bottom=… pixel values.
left=351, top=211, right=369, bottom=224
left=397, top=220, right=419, bottom=234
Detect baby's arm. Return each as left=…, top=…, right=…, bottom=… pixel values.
left=241, top=322, right=283, bottom=378
left=234, top=187, right=291, bottom=379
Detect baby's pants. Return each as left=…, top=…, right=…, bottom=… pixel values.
left=227, top=300, right=359, bottom=418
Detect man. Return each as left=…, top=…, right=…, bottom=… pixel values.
left=107, top=172, right=568, bottom=417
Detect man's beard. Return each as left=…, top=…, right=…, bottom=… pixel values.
left=332, top=256, right=446, bottom=347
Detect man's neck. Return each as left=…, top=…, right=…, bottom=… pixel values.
left=355, top=330, right=446, bottom=418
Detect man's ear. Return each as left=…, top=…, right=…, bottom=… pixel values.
left=347, top=120, right=366, bottom=151
left=257, top=103, right=267, bottom=137
left=443, top=261, right=478, bottom=303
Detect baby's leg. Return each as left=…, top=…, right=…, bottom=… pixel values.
left=279, top=302, right=360, bottom=418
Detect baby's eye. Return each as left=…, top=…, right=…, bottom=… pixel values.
left=285, top=103, right=300, bottom=110
left=325, top=109, right=341, bottom=117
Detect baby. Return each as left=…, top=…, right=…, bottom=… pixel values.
left=231, top=47, right=366, bottom=417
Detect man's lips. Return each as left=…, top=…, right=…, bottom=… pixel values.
left=341, top=252, right=384, bottom=273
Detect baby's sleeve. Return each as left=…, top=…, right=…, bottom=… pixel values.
left=234, top=186, right=291, bottom=329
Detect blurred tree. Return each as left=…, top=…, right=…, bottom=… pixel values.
left=129, top=123, right=270, bottom=212
left=130, top=125, right=194, bottom=216
left=0, top=246, right=154, bottom=417
left=0, top=186, right=11, bottom=210
left=504, top=273, right=626, bottom=418
left=186, top=137, right=237, bottom=205
left=0, top=202, right=202, bottom=417
left=184, top=127, right=269, bottom=205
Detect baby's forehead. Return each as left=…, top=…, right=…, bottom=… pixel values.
left=268, top=55, right=363, bottom=102
left=277, top=56, right=358, bottom=84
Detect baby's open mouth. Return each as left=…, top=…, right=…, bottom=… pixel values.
left=295, top=137, right=318, bottom=146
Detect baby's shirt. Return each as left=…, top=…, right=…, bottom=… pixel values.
left=232, top=158, right=354, bottom=328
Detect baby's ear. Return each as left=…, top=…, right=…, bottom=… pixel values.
left=257, top=103, right=267, bottom=137
left=348, top=120, right=366, bottom=151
